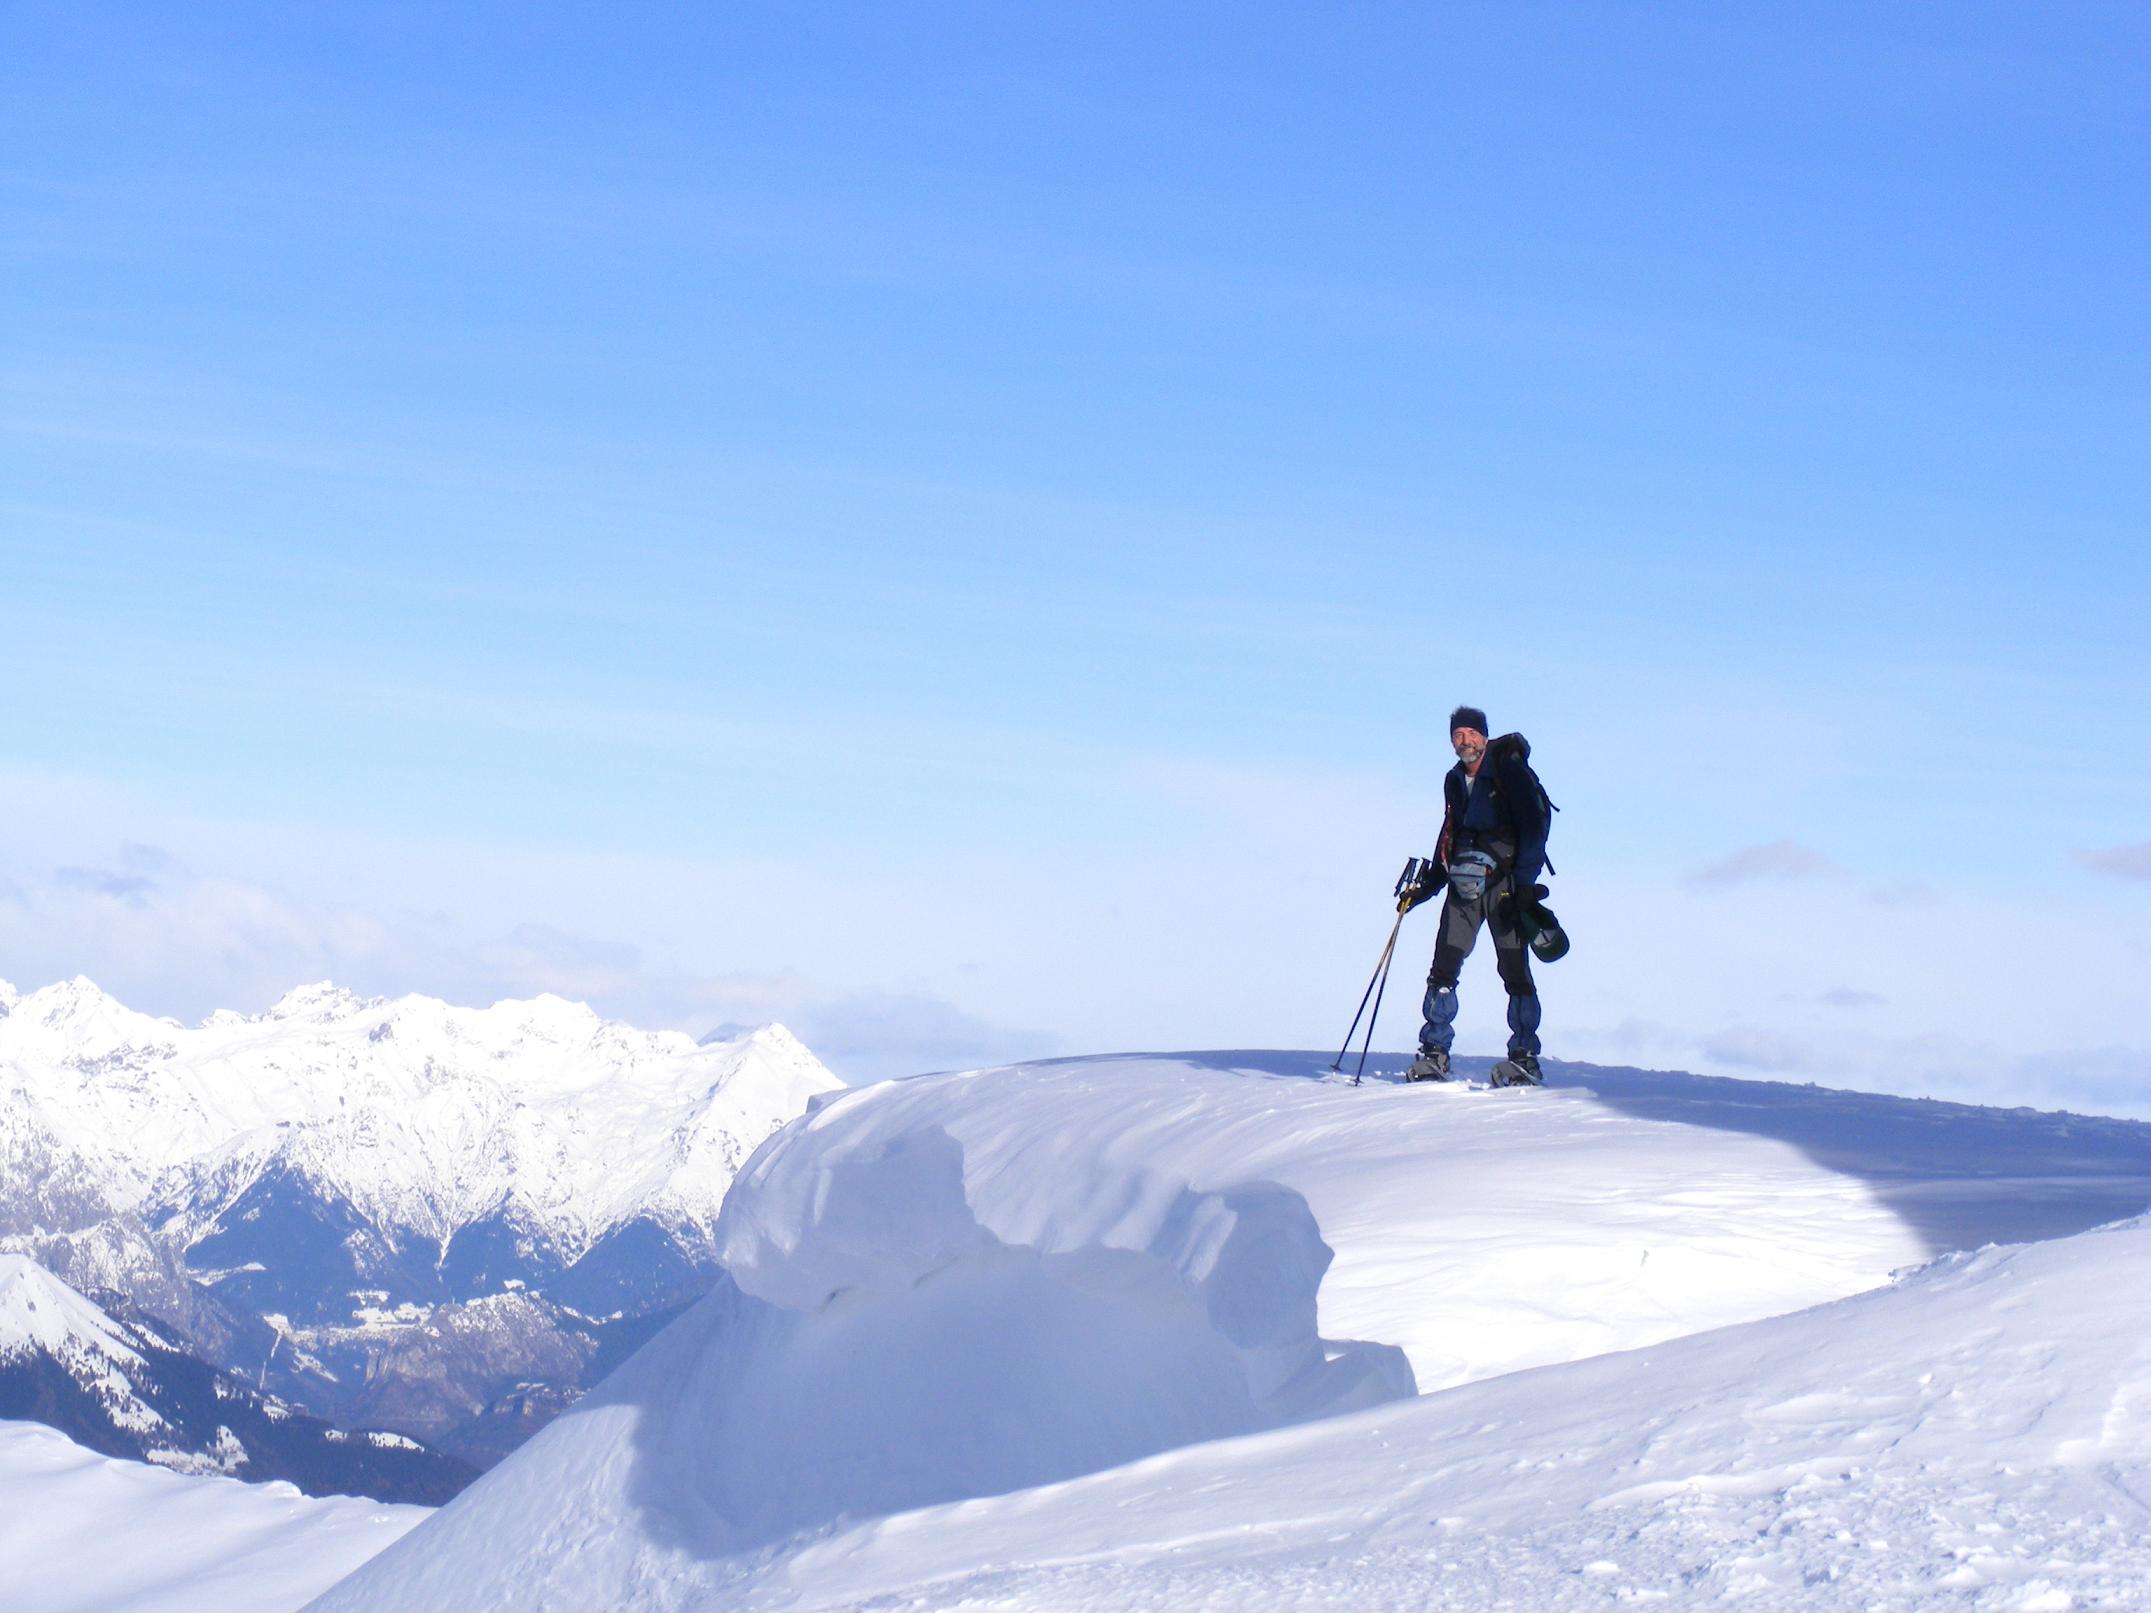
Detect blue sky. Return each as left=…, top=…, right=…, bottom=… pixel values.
left=4, top=5, right=2147, bottom=1102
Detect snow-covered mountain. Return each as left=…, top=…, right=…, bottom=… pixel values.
left=0, top=975, right=843, bottom=1459
left=303, top=1051, right=2151, bottom=1612
left=2, top=975, right=838, bottom=1265
left=0, top=1255, right=472, bottom=1502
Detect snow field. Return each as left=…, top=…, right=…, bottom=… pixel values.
left=0, top=1418, right=424, bottom=1613
left=753, top=1215, right=2151, bottom=1611
left=306, top=1054, right=2151, bottom=1610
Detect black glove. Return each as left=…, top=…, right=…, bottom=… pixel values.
left=1394, top=856, right=1440, bottom=914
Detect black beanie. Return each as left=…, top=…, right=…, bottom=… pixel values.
left=1449, top=705, right=1489, bottom=737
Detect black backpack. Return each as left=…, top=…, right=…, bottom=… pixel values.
left=1452, top=732, right=1561, bottom=876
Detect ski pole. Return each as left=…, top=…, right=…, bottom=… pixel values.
left=1353, top=929, right=1398, bottom=1085
left=1330, top=909, right=1405, bottom=1075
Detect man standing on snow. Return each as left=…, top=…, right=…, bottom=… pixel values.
left=1400, top=705, right=1549, bottom=1085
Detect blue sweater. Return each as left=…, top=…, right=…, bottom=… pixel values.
left=1439, top=736, right=1549, bottom=886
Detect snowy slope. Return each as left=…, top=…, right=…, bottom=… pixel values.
left=306, top=1053, right=2151, bottom=1612
left=0, top=1418, right=424, bottom=1613
left=596, top=1213, right=2151, bottom=1611
left=0, top=1253, right=148, bottom=1416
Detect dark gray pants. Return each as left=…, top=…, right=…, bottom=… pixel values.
left=1418, top=879, right=1541, bottom=1058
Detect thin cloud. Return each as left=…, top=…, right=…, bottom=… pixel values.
left=477, top=922, right=643, bottom=985
left=119, top=842, right=181, bottom=875
left=793, top=990, right=1056, bottom=1078
left=1774, top=988, right=1885, bottom=1009
left=2074, top=843, right=2151, bottom=880
left=55, top=866, right=160, bottom=905
left=1699, top=1026, right=1814, bottom=1072
left=1818, top=987, right=1885, bottom=1010
left=1689, top=840, right=1843, bottom=888
left=2000, top=1047, right=2151, bottom=1115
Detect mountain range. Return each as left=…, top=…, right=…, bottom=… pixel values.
left=0, top=975, right=842, bottom=1470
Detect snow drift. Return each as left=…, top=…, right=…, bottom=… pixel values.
left=306, top=1053, right=2151, bottom=1612
left=726, top=1211, right=2151, bottom=1611
left=309, top=1068, right=1416, bottom=1608
left=698, top=1120, right=1409, bottom=1532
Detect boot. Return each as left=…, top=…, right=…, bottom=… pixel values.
left=1491, top=1051, right=1543, bottom=1087
left=1404, top=1049, right=1451, bottom=1083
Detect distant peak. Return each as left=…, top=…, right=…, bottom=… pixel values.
left=18, top=975, right=122, bottom=1021
left=268, top=981, right=372, bottom=1019
left=512, top=992, right=599, bottom=1018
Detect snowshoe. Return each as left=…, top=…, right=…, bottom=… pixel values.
left=1489, top=1053, right=1543, bottom=1087
left=1404, top=1050, right=1451, bottom=1083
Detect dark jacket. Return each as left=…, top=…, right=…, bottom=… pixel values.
left=1436, top=733, right=1550, bottom=887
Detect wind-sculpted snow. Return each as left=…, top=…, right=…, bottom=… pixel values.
left=685, top=1212, right=2151, bottom=1611
left=302, top=1052, right=2151, bottom=1612
left=699, top=1117, right=1413, bottom=1532
left=298, top=1062, right=2133, bottom=1613
left=307, top=1071, right=1417, bottom=1610
left=727, top=1051, right=2151, bottom=1397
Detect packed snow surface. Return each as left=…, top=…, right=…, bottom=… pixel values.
left=306, top=1052, right=2151, bottom=1612
left=0, top=1418, right=423, bottom=1613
